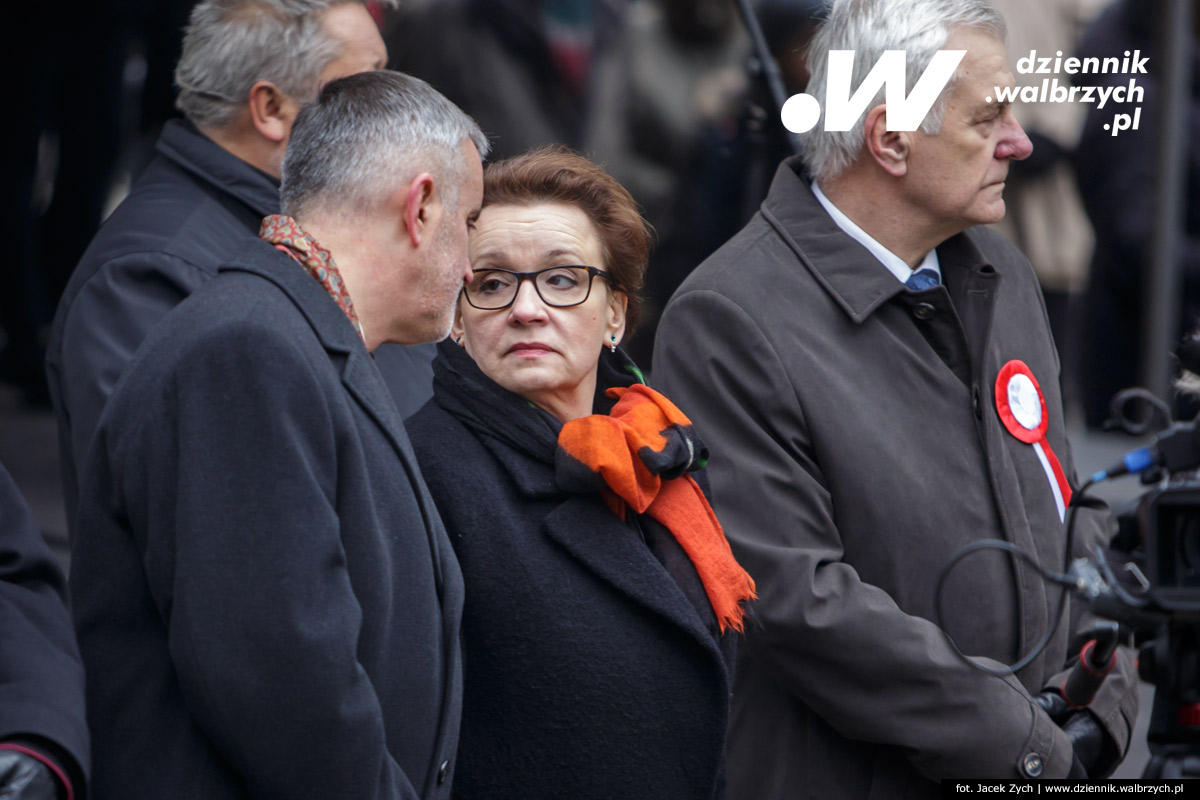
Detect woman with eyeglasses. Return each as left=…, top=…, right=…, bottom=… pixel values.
left=405, top=146, right=755, bottom=800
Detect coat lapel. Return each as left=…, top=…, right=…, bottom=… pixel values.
left=542, top=496, right=725, bottom=665
left=221, top=243, right=452, bottom=591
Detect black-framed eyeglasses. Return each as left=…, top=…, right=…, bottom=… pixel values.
left=463, top=266, right=614, bottom=310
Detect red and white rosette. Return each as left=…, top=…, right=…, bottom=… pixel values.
left=994, top=360, right=1072, bottom=522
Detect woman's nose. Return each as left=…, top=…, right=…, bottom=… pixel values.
left=509, top=278, right=547, bottom=322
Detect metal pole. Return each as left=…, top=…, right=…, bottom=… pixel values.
left=732, top=0, right=804, bottom=155
left=1139, top=0, right=1193, bottom=402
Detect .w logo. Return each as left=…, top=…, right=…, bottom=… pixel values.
left=781, top=50, right=966, bottom=133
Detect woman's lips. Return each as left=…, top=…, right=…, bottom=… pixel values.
left=507, top=341, right=554, bottom=356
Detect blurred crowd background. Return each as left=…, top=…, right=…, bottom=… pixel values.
left=5, top=0, right=1197, bottom=498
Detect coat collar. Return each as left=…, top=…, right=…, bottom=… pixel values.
left=760, top=156, right=996, bottom=323
left=157, top=119, right=280, bottom=219
left=221, top=241, right=368, bottom=358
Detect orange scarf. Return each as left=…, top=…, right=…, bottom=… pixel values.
left=558, top=384, right=756, bottom=633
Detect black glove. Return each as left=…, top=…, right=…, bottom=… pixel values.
left=1062, top=711, right=1107, bottom=777
left=1034, top=690, right=1117, bottom=779
left=1034, top=689, right=1072, bottom=724
left=0, top=750, right=59, bottom=800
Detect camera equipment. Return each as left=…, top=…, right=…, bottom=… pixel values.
left=936, top=367, right=1200, bottom=778
left=1073, top=389, right=1200, bottom=779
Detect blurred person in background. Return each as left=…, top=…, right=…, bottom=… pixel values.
left=635, top=0, right=829, bottom=371
left=385, top=0, right=639, bottom=181
left=1074, top=0, right=1200, bottom=428
left=987, top=0, right=1104, bottom=415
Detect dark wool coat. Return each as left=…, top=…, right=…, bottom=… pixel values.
left=653, top=157, right=1140, bottom=798
left=405, top=341, right=734, bottom=800
left=70, top=242, right=464, bottom=800
left=45, top=118, right=435, bottom=533
left=0, top=462, right=88, bottom=792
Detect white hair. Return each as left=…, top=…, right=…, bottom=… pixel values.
left=801, top=0, right=1006, bottom=182
left=174, top=0, right=397, bottom=131
left=280, top=70, right=490, bottom=220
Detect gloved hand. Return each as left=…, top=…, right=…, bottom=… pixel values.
left=1034, top=690, right=1116, bottom=779
left=1034, top=688, right=1072, bottom=723
left=1061, top=711, right=1107, bottom=777
left=0, top=749, right=59, bottom=800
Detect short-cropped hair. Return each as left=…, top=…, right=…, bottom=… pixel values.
left=801, top=0, right=1006, bottom=182
left=279, top=70, right=489, bottom=222
left=174, top=0, right=394, bottom=131
left=480, top=146, right=652, bottom=333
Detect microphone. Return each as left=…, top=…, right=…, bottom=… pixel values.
left=1090, top=417, right=1200, bottom=482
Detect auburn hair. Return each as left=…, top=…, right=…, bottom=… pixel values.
left=480, top=146, right=651, bottom=332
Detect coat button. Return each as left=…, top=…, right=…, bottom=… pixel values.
left=912, top=302, right=936, bottom=321
left=437, top=760, right=450, bottom=785
left=1021, top=752, right=1044, bottom=778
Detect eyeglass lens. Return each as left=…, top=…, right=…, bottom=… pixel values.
left=465, top=267, right=602, bottom=309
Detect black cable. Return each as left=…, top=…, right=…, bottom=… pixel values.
left=934, top=477, right=1096, bottom=675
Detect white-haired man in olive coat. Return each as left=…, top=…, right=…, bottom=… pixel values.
left=654, top=0, right=1140, bottom=795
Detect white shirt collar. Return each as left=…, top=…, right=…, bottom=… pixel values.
left=811, top=180, right=940, bottom=285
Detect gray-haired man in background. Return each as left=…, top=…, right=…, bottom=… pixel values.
left=45, top=0, right=440, bottom=537
left=70, top=69, right=487, bottom=800
left=653, top=0, right=1140, bottom=795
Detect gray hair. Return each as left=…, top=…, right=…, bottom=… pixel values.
left=801, top=0, right=1006, bottom=182
left=280, top=70, right=491, bottom=220
left=174, top=0, right=395, bottom=131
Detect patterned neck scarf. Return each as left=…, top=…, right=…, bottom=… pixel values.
left=259, top=214, right=366, bottom=344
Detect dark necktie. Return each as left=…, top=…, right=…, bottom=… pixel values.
left=905, top=268, right=940, bottom=291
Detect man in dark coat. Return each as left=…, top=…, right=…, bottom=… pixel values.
left=45, top=0, right=436, bottom=536
left=70, top=70, right=487, bottom=799
left=653, top=0, right=1141, bottom=795
left=0, top=461, right=87, bottom=800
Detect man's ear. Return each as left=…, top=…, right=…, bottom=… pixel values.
left=403, top=173, right=437, bottom=248
left=450, top=303, right=466, bottom=346
left=864, top=104, right=910, bottom=177
left=247, top=80, right=297, bottom=144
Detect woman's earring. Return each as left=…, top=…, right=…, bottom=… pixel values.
left=609, top=334, right=617, bottom=353
left=455, top=335, right=463, bottom=346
